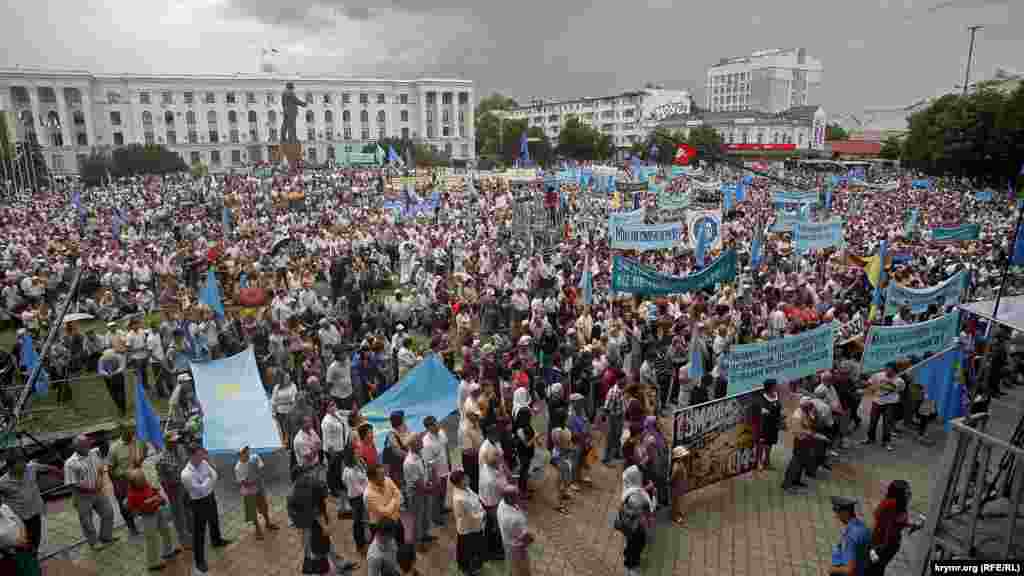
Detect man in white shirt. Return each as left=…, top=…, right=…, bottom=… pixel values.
left=145, top=329, right=169, bottom=398
left=180, top=445, right=230, bottom=574
left=325, top=354, right=353, bottom=411
left=63, top=435, right=116, bottom=549
left=863, top=364, right=905, bottom=451
left=320, top=402, right=351, bottom=516
left=421, top=416, right=450, bottom=527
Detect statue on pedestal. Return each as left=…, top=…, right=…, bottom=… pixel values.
left=280, top=82, right=308, bottom=144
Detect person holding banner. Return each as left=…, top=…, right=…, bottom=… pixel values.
left=862, top=364, right=905, bottom=452
left=753, top=379, right=783, bottom=471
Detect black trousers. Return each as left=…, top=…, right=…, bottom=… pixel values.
left=483, top=507, right=504, bottom=560
left=191, top=494, right=225, bottom=571
left=456, top=530, right=484, bottom=575
left=105, top=374, right=127, bottom=417
left=24, top=514, right=42, bottom=554
left=349, top=496, right=367, bottom=549
left=462, top=450, right=479, bottom=493
left=623, top=526, right=646, bottom=569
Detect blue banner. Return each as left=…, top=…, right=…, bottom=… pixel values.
left=794, top=219, right=845, bottom=252
left=609, top=208, right=646, bottom=226
left=909, top=347, right=967, bottom=432
left=862, top=311, right=962, bottom=373
left=724, top=322, right=836, bottom=396
left=609, top=220, right=686, bottom=251
left=611, top=250, right=737, bottom=296
left=191, top=347, right=281, bottom=454
left=930, top=223, right=980, bottom=241
left=770, top=208, right=809, bottom=232
left=912, top=179, right=931, bottom=190
left=885, top=270, right=969, bottom=314
left=975, top=189, right=993, bottom=202
left=772, top=190, right=819, bottom=204
left=361, top=355, right=459, bottom=451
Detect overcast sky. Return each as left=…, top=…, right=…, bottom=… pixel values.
left=1, top=0, right=1020, bottom=117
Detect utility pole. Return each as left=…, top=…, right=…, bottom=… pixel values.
left=962, top=25, right=983, bottom=96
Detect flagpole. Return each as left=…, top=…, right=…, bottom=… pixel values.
left=990, top=201, right=1023, bottom=324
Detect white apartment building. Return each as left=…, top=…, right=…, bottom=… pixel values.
left=705, top=48, right=823, bottom=114
left=505, top=88, right=692, bottom=153
left=0, top=67, right=474, bottom=174
left=659, top=105, right=828, bottom=152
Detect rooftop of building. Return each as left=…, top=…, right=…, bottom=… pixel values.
left=659, top=104, right=823, bottom=125
left=712, top=48, right=803, bottom=66
left=510, top=87, right=689, bottom=110
left=0, top=66, right=472, bottom=85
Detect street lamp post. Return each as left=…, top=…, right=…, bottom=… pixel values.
left=963, top=25, right=983, bottom=97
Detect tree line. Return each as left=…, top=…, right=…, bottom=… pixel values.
left=899, top=81, right=1024, bottom=187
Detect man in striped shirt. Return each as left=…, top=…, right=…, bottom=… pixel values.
left=63, top=435, right=116, bottom=549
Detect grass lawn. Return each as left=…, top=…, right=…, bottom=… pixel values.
left=3, top=316, right=168, bottom=437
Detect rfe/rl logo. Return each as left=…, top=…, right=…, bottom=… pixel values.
left=692, top=216, right=720, bottom=246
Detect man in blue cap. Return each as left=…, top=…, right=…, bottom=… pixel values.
left=829, top=495, right=871, bottom=575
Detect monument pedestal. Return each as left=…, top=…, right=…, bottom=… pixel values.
left=282, top=142, right=302, bottom=164
left=270, top=142, right=303, bottom=164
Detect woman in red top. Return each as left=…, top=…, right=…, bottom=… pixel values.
left=125, top=469, right=179, bottom=571
left=355, top=422, right=378, bottom=467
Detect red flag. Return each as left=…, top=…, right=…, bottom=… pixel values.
left=673, top=143, right=696, bottom=166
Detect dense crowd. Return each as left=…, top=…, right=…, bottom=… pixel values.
left=0, top=158, right=1022, bottom=576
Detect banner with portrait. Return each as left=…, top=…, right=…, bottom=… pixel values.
left=670, top=391, right=758, bottom=493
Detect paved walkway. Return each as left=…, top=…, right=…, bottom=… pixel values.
left=34, top=385, right=1024, bottom=576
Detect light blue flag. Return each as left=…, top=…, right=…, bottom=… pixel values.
left=736, top=181, right=745, bottom=203
left=824, top=180, right=833, bottom=211
left=688, top=325, right=704, bottom=380
left=694, top=218, right=708, bottom=270
left=135, top=378, right=164, bottom=450
left=1012, top=220, right=1024, bottom=266
left=191, top=347, right=280, bottom=454
left=910, top=347, right=967, bottom=432
left=222, top=206, right=232, bottom=236
left=631, top=156, right=642, bottom=182
left=750, top=219, right=764, bottom=270
left=579, top=267, right=593, bottom=306
left=19, top=334, right=48, bottom=397
left=870, top=240, right=888, bottom=321
left=199, top=269, right=225, bottom=319
left=723, top=183, right=734, bottom=212
left=361, top=355, right=459, bottom=452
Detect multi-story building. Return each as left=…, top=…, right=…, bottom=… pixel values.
left=705, top=48, right=823, bottom=114
left=659, top=105, right=827, bottom=152
left=504, top=87, right=692, bottom=156
left=0, top=67, right=475, bottom=174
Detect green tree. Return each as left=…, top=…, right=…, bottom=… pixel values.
left=190, top=161, right=208, bottom=178
left=109, top=144, right=187, bottom=178
left=901, top=84, right=1024, bottom=185
left=686, top=125, right=725, bottom=152
left=879, top=137, right=902, bottom=160
left=474, top=93, right=519, bottom=159
left=639, top=128, right=690, bottom=164
left=79, top=151, right=113, bottom=187
left=557, top=117, right=613, bottom=161
left=825, top=123, right=849, bottom=141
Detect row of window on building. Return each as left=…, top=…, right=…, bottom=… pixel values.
left=121, top=107, right=466, bottom=127
left=522, top=95, right=642, bottom=116
left=115, top=89, right=469, bottom=107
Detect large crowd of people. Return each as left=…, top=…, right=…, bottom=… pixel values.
left=0, top=156, right=1022, bottom=576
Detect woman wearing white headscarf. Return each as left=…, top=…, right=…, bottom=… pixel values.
left=510, top=387, right=535, bottom=497
left=619, top=465, right=654, bottom=576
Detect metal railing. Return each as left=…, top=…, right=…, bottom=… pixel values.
left=917, top=413, right=1024, bottom=573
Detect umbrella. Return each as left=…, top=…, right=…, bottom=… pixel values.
left=61, top=312, right=95, bottom=324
